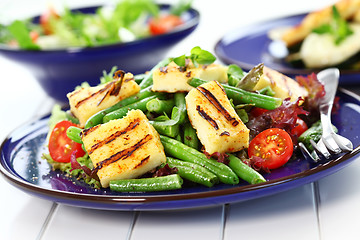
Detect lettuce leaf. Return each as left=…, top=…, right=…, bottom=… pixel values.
left=7, top=20, right=40, bottom=50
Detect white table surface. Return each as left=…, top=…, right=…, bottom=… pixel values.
left=2, top=0, right=360, bottom=239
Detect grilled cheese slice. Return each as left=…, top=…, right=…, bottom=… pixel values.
left=81, top=109, right=166, bottom=188
left=253, top=66, right=308, bottom=102
left=152, top=61, right=228, bottom=92
left=186, top=80, right=249, bottom=154
left=67, top=71, right=140, bottom=127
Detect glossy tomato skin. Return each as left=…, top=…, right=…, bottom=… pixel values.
left=290, top=118, right=308, bottom=137
left=248, top=128, right=293, bottom=170
left=49, top=120, right=85, bottom=163
left=149, top=15, right=183, bottom=35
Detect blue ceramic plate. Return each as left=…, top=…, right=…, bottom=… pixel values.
left=214, top=14, right=360, bottom=85
left=1, top=89, right=360, bottom=211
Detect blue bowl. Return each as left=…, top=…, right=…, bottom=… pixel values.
left=0, top=4, right=200, bottom=103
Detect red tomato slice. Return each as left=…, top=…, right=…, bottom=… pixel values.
left=149, top=15, right=183, bottom=35
left=248, top=128, right=293, bottom=170
left=290, top=118, right=308, bottom=137
left=40, top=6, right=59, bottom=35
left=49, top=120, right=85, bottom=163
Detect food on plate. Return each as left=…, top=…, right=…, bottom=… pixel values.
left=271, top=0, right=360, bottom=69
left=248, top=128, right=294, bottom=170
left=152, top=61, right=228, bottom=92
left=185, top=80, right=249, bottom=154
left=81, top=109, right=166, bottom=188
left=43, top=46, right=327, bottom=192
left=0, top=0, right=190, bottom=50
left=253, top=66, right=308, bottom=101
left=67, top=71, right=140, bottom=127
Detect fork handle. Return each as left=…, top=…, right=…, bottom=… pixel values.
left=319, top=103, right=335, bottom=137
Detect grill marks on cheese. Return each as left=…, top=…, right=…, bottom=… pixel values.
left=186, top=80, right=249, bottom=154
left=196, top=84, right=239, bottom=127
left=94, top=134, right=152, bottom=171
left=81, top=109, right=166, bottom=188
left=67, top=71, right=140, bottom=127
left=72, top=70, right=126, bottom=108
left=82, top=119, right=140, bottom=155
left=196, top=105, right=219, bottom=130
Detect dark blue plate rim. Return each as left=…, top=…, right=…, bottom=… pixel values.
left=1, top=88, right=360, bottom=211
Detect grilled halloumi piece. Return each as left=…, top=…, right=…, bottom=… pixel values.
left=281, top=0, right=360, bottom=47
left=253, top=66, right=308, bottom=102
left=152, top=61, right=228, bottom=92
left=81, top=109, right=166, bottom=188
left=67, top=71, right=140, bottom=127
left=186, top=80, right=249, bottom=154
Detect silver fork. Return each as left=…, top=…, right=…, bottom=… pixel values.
left=299, top=68, right=353, bottom=162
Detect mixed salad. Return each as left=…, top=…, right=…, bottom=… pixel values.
left=270, top=0, right=360, bottom=69
left=42, top=46, right=327, bottom=192
left=0, top=0, right=191, bottom=50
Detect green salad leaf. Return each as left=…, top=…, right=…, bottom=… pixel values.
left=173, top=46, right=216, bottom=67
left=100, top=66, right=118, bottom=85
left=312, top=5, right=353, bottom=45
left=7, top=20, right=40, bottom=50
left=170, top=0, right=193, bottom=16
left=190, top=46, right=217, bottom=66
left=227, top=64, right=245, bottom=87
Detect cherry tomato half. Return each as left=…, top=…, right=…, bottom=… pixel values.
left=248, top=128, right=293, bottom=170
left=40, top=6, right=59, bottom=35
left=49, top=120, right=85, bottom=163
left=290, top=118, right=308, bottom=137
left=149, top=15, right=183, bottom=35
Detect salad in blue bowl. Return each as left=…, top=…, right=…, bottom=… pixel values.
left=0, top=0, right=199, bottom=102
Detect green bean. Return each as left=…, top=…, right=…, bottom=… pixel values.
left=160, top=135, right=239, bottom=185
left=175, top=133, right=182, bottom=142
left=235, top=63, right=263, bottom=90
left=109, top=174, right=183, bottom=192
left=167, top=162, right=216, bottom=187
left=227, top=154, right=266, bottom=184
left=84, top=86, right=156, bottom=128
left=167, top=157, right=218, bottom=183
left=139, top=58, right=171, bottom=89
left=188, top=78, right=282, bottom=110
left=149, top=92, right=188, bottom=128
left=66, top=126, right=83, bottom=144
left=146, top=98, right=175, bottom=115
left=103, top=95, right=156, bottom=123
left=173, top=92, right=187, bottom=125
left=162, top=135, right=237, bottom=175
left=183, top=122, right=200, bottom=150
left=150, top=120, right=180, bottom=138
left=134, top=73, right=147, bottom=84
left=258, top=86, right=276, bottom=97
